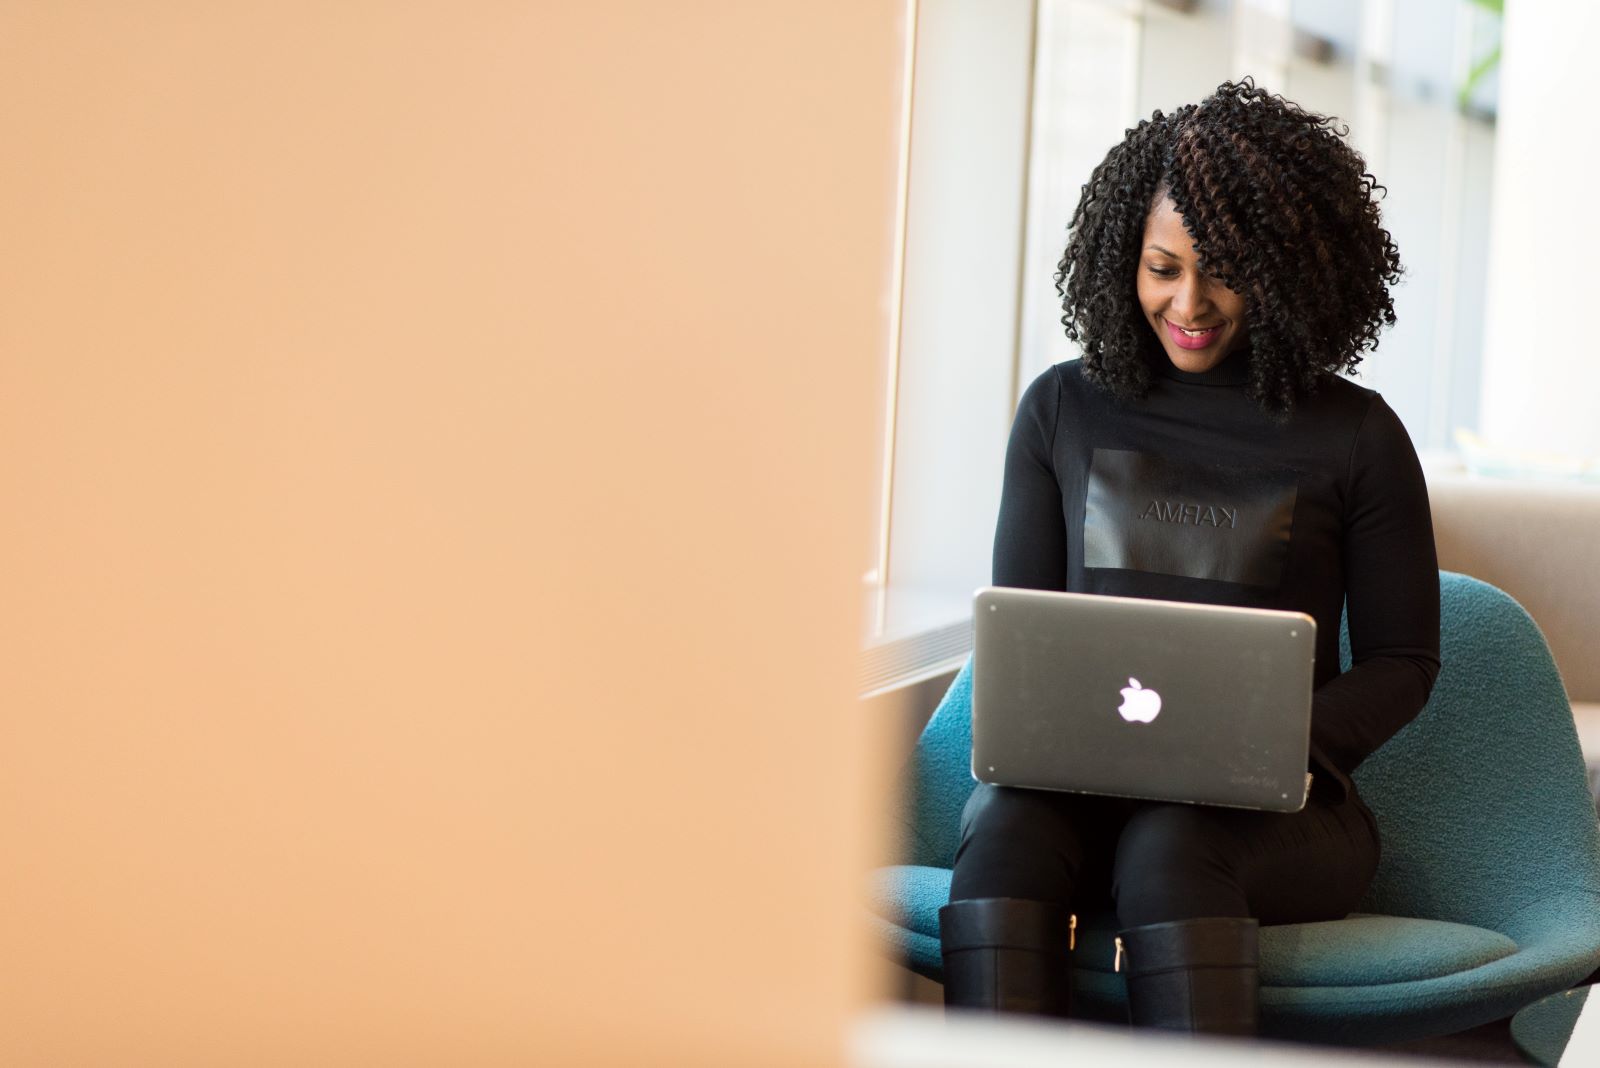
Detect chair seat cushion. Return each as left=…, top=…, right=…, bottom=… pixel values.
left=869, top=865, right=1519, bottom=988
left=868, top=865, right=952, bottom=948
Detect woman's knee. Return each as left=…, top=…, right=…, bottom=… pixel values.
left=950, top=784, right=1092, bottom=904
left=958, top=783, right=1078, bottom=846
left=1112, top=805, right=1246, bottom=925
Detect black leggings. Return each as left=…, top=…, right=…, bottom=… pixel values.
left=948, top=783, right=1382, bottom=929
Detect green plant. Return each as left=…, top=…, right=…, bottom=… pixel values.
left=1459, top=0, right=1503, bottom=111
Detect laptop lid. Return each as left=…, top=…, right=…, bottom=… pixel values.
left=971, top=586, right=1316, bottom=812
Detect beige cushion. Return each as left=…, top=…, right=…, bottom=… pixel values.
left=1424, top=471, right=1600, bottom=704
left=1572, top=702, right=1600, bottom=763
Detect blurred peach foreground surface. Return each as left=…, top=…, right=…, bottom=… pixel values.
left=0, top=3, right=904, bottom=1065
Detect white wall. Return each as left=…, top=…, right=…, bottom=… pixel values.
left=1480, top=0, right=1600, bottom=457
left=885, top=0, right=1037, bottom=638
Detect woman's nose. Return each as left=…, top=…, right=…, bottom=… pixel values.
left=1170, top=277, right=1209, bottom=323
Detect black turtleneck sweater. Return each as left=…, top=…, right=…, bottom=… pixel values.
left=993, top=344, right=1441, bottom=804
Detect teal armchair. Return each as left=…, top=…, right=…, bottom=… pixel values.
left=867, top=571, right=1600, bottom=1044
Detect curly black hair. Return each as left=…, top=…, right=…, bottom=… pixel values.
left=1054, top=78, right=1402, bottom=419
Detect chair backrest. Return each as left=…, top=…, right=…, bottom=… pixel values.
left=1353, top=572, right=1600, bottom=934
left=900, top=572, right=1600, bottom=935
left=899, top=655, right=977, bottom=869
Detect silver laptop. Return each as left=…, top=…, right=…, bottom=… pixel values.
left=971, top=586, right=1316, bottom=812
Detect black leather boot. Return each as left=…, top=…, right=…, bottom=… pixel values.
left=1115, top=917, right=1259, bottom=1035
left=938, top=897, right=1075, bottom=1018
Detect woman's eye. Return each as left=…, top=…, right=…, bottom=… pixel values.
left=1146, top=265, right=1178, bottom=278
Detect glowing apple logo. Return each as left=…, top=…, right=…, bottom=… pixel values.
left=1117, top=677, right=1162, bottom=723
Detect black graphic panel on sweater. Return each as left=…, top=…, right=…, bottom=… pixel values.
left=1083, top=447, right=1298, bottom=587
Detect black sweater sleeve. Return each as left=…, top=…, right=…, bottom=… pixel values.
left=1310, top=394, right=1442, bottom=781
left=992, top=367, right=1066, bottom=591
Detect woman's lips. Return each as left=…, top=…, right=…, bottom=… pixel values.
left=1162, top=317, right=1223, bottom=351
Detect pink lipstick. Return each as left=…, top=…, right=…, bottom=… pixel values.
left=1163, top=317, right=1222, bottom=350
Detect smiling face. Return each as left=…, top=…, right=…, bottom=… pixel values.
left=1136, top=193, right=1249, bottom=374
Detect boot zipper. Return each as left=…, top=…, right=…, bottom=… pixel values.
left=1069, top=913, right=1077, bottom=951
left=1113, top=936, right=1124, bottom=973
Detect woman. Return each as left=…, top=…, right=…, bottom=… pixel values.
left=939, top=79, right=1441, bottom=1036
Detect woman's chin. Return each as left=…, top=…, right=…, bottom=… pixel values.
left=1165, top=347, right=1224, bottom=372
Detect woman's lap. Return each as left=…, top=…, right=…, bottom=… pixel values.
left=949, top=782, right=1380, bottom=927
